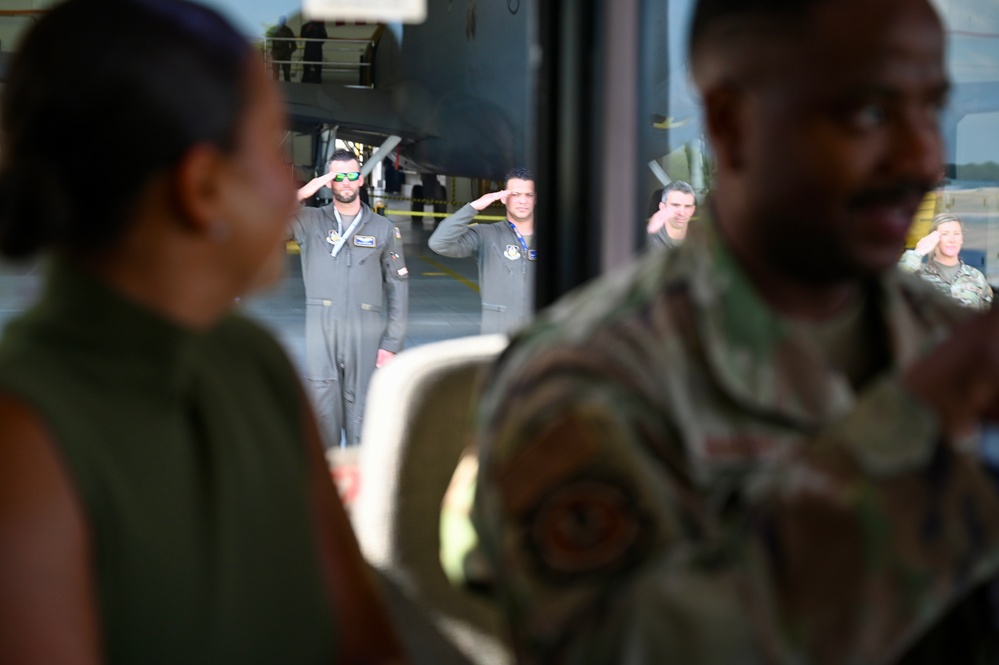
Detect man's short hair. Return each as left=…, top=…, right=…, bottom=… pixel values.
left=328, top=148, right=359, bottom=168
left=504, top=166, right=534, bottom=186
left=661, top=180, right=696, bottom=203
left=688, top=0, right=823, bottom=82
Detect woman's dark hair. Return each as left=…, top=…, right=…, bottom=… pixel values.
left=0, top=0, right=253, bottom=258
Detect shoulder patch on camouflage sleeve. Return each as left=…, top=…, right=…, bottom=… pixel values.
left=527, top=477, right=648, bottom=580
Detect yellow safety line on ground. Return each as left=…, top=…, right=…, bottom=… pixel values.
left=419, top=254, right=479, bottom=293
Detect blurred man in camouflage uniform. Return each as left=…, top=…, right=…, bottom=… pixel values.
left=463, top=0, right=999, bottom=663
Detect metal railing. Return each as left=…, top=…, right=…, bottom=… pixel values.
left=262, top=32, right=381, bottom=87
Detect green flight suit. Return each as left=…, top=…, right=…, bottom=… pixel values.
left=429, top=203, right=535, bottom=335
left=292, top=202, right=408, bottom=448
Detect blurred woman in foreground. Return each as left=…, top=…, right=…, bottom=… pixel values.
left=0, top=1, right=406, bottom=663
left=898, top=213, right=993, bottom=310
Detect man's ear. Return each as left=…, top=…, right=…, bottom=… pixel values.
left=702, top=81, right=747, bottom=173
left=172, top=144, right=228, bottom=236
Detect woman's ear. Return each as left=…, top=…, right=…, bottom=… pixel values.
left=172, top=144, right=229, bottom=237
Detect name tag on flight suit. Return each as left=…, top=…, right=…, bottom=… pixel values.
left=354, top=235, right=376, bottom=248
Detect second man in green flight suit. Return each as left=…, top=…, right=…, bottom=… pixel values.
left=429, top=167, right=537, bottom=336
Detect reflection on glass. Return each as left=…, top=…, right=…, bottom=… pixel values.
left=638, top=0, right=999, bottom=290
left=0, top=0, right=539, bottom=363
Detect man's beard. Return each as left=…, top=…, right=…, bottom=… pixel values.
left=334, top=188, right=359, bottom=204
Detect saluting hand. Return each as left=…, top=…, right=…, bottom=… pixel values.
left=470, top=190, right=509, bottom=211
left=296, top=171, right=343, bottom=202
left=647, top=207, right=670, bottom=235
left=914, top=230, right=940, bottom=257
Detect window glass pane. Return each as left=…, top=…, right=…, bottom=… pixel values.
left=637, top=0, right=999, bottom=293
left=0, top=0, right=537, bottom=371
left=638, top=0, right=705, bottom=251
left=934, top=0, right=999, bottom=285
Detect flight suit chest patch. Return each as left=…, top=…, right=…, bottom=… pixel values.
left=504, top=244, right=522, bottom=260
left=354, top=235, right=376, bottom=247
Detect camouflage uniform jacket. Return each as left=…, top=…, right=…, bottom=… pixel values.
left=471, top=213, right=999, bottom=664
left=897, top=249, right=993, bottom=310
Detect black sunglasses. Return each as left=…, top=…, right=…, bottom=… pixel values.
left=332, top=171, right=361, bottom=182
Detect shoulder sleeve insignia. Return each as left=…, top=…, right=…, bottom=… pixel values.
left=527, top=478, right=648, bottom=580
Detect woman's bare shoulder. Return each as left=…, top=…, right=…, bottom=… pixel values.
left=0, top=392, right=101, bottom=665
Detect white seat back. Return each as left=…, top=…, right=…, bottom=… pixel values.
left=355, top=334, right=512, bottom=665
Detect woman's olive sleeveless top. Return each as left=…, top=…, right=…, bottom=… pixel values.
left=0, top=260, right=336, bottom=664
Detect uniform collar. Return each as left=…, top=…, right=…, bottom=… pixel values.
left=676, top=206, right=951, bottom=427
left=922, top=257, right=968, bottom=277
left=325, top=202, right=369, bottom=229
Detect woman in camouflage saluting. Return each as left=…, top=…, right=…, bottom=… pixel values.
left=899, top=213, right=993, bottom=310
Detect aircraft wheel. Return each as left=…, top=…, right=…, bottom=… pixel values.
left=430, top=182, right=447, bottom=229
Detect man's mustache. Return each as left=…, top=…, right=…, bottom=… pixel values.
left=848, top=181, right=933, bottom=211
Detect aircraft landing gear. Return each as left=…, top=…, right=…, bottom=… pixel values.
left=411, top=175, right=448, bottom=227
left=410, top=185, right=424, bottom=225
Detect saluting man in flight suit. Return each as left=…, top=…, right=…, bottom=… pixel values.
left=428, top=167, right=536, bottom=335
left=292, top=149, right=408, bottom=449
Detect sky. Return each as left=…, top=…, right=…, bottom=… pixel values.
left=195, top=0, right=298, bottom=37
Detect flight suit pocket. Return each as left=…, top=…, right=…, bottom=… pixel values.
left=355, top=247, right=379, bottom=265
left=491, top=244, right=515, bottom=273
